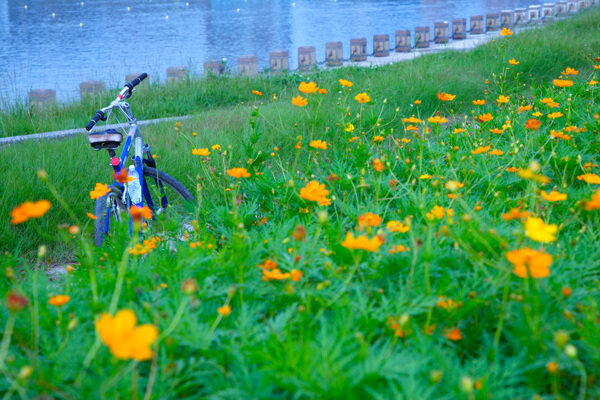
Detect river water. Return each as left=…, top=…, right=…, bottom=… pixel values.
left=1, top=0, right=542, bottom=102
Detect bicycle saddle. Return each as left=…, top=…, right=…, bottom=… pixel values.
left=88, top=129, right=123, bottom=150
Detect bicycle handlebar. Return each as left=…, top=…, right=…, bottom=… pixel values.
left=85, top=110, right=105, bottom=131
left=84, top=73, right=148, bottom=131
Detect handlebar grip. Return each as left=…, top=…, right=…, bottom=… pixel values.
left=124, top=73, right=148, bottom=91
left=85, top=110, right=105, bottom=131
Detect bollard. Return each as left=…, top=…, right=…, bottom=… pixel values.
left=452, top=18, right=466, bottom=40
left=166, top=66, right=189, bottom=82
left=500, top=10, right=514, bottom=27
left=542, top=3, right=555, bottom=20
left=298, top=46, right=316, bottom=71
left=470, top=15, right=484, bottom=34
left=237, top=56, right=258, bottom=76
left=414, top=26, right=430, bottom=48
left=269, top=51, right=289, bottom=73
left=555, top=2, right=567, bottom=15
left=80, top=80, right=105, bottom=98
left=433, top=21, right=449, bottom=44
left=204, top=61, right=225, bottom=76
left=373, top=34, right=390, bottom=57
left=514, top=8, right=527, bottom=24
left=567, top=1, right=579, bottom=13
left=29, top=89, right=56, bottom=108
left=528, top=5, right=541, bottom=23
left=350, top=38, right=367, bottom=61
left=486, top=13, right=500, bottom=31
left=395, top=30, right=411, bottom=52
left=325, top=42, right=343, bottom=66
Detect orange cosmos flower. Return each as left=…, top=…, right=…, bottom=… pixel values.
left=547, top=112, right=563, bottom=119
left=217, top=305, right=231, bottom=316
left=318, top=88, right=328, bottom=94
left=489, top=128, right=504, bottom=134
left=114, top=169, right=136, bottom=183
left=561, top=67, right=578, bottom=75
left=290, top=269, right=303, bottom=281
left=594, top=64, right=600, bottom=69
left=262, top=268, right=291, bottom=281
left=506, top=247, right=552, bottom=278
left=354, top=92, right=371, bottom=103
left=130, top=205, right=153, bottom=222
left=48, top=294, right=70, bottom=307
left=227, top=167, right=251, bottom=178
left=496, top=95, right=509, bottom=105
left=500, top=27, right=513, bottom=36
left=589, top=80, right=598, bottom=85
left=95, top=309, right=158, bottom=361
left=426, top=205, right=451, bottom=221
left=292, top=95, right=308, bottom=107
left=339, top=79, right=353, bottom=87
left=414, top=100, right=422, bottom=104
left=298, top=81, right=318, bottom=94
left=388, top=244, right=410, bottom=253
left=10, top=200, right=52, bottom=224
left=358, top=213, right=382, bottom=229
left=252, top=90, right=263, bottom=96
left=299, top=180, right=331, bottom=206
left=341, top=232, right=383, bottom=252
left=192, top=148, right=211, bottom=156
left=518, top=105, right=532, bottom=113
left=505, top=166, right=520, bottom=173
left=541, top=190, right=567, bottom=202
left=372, top=135, right=384, bottom=143
left=419, top=174, right=432, bottom=180
left=453, top=128, right=466, bottom=134
left=577, top=173, right=600, bottom=184
left=445, top=180, right=464, bottom=191
left=582, top=189, right=600, bottom=211
left=472, top=146, right=491, bottom=155
left=472, top=99, right=485, bottom=105
left=86, top=212, right=97, bottom=220
left=309, top=140, right=327, bottom=150
left=478, top=113, right=493, bottom=122
left=525, top=118, right=541, bottom=131
left=386, top=221, right=410, bottom=233
left=509, top=58, right=520, bottom=65
left=372, top=159, right=385, bottom=172
left=445, top=328, right=463, bottom=341
left=488, top=149, right=504, bottom=156
left=90, top=183, right=111, bottom=200
left=437, top=91, right=456, bottom=101
left=406, top=125, right=419, bottom=131
left=402, top=116, right=423, bottom=124
left=428, top=116, right=448, bottom=124
left=525, top=217, right=558, bottom=242
left=501, top=208, right=529, bottom=220
left=553, top=79, right=574, bottom=87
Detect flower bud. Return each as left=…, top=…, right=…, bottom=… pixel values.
left=181, top=278, right=199, bottom=295
left=553, top=330, right=570, bottom=349
left=564, top=344, right=577, bottom=358
left=317, top=210, right=329, bottom=225
left=460, top=376, right=474, bottom=393
left=429, top=369, right=443, bottom=383
left=37, top=169, right=48, bottom=181
left=18, top=365, right=33, bottom=380
left=6, top=291, right=28, bottom=313
left=37, top=245, right=47, bottom=259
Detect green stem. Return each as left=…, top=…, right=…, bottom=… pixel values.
left=0, top=314, right=16, bottom=370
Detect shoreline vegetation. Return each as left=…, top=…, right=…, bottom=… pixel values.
left=0, top=9, right=599, bottom=398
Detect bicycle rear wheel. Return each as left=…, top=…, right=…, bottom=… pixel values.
left=94, top=166, right=196, bottom=247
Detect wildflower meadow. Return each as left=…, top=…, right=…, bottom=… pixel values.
left=2, top=18, right=600, bottom=400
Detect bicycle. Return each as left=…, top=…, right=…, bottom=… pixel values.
left=86, top=73, right=195, bottom=247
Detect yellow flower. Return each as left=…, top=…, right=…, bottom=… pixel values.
left=428, top=116, right=448, bottom=124
left=192, top=148, right=211, bottom=156
left=444, top=180, right=464, bottom=191
left=90, top=183, right=111, bottom=200
left=386, top=221, right=410, bottom=233
left=358, top=213, right=382, bottom=229
left=372, top=159, right=385, bottom=172
left=577, top=173, right=600, bottom=184
left=518, top=105, right=532, bottom=113
left=212, top=144, right=221, bottom=150
left=298, top=81, right=319, bottom=94
left=339, top=79, right=353, bottom=87
left=500, top=27, right=513, bottom=36
left=509, top=58, right=519, bottom=65
left=437, top=91, right=456, bottom=101
left=419, top=174, right=432, bottom=180
left=95, top=309, right=158, bottom=361
left=506, top=247, right=552, bottom=278
left=541, top=190, right=567, bottom=202
left=227, top=168, right=251, bottom=178
left=217, top=305, right=231, bottom=316
left=309, top=140, right=327, bottom=150
left=589, top=80, right=598, bottom=85
left=426, top=205, right=446, bottom=220
left=472, top=99, right=485, bottom=105
left=561, top=67, right=578, bottom=75
left=547, top=112, right=563, bottom=119
left=496, top=95, right=509, bottom=104
left=299, top=181, right=331, bottom=206
left=341, top=232, right=383, bottom=252
left=292, top=95, right=308, bottom=107
left=402, top=116, right=423, bottom=124
left=10, top=200, right=52, bottom=224
left=488, top=149, right=504, bottom=156
left=525, top=217, right=558, bottom=243
left=344, top=123, right=355, bottom=132
left=453, top=128, right=466, bottom=134
left=553, top=79, right=574, bottom=88
left=48, top=295, right=70, bottom=307
left=354, top=92, right=371, bottom=103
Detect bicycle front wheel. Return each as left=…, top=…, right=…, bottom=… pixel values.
left=94, top=166, right=196, bottom=247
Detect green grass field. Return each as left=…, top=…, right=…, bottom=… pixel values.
left=1, top=9, right=600, bottom=399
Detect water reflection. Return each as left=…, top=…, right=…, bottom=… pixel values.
left=1, top=0, right=542, bottom=101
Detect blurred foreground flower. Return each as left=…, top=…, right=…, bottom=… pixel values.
left=506, top=247, right=552, bottom=278
left=525, top=217, right=557, bottom=243
left=95, top=309, right=158, bottom=361
left=227, top=167, right=251, bottom=178
left=300, top=181, right=331, bottom=206
left=90, top=183, right=111, bottom=200
left=10, top=200, right=51, bottom=224
left=341, top=232, right=383, bottom=252
left=48, top=295, right=70, bottom=307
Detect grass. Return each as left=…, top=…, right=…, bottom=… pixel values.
left=0, top=8, right=600, bottom=398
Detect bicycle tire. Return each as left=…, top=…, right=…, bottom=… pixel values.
left=94, top=166, right=195, bottom=247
